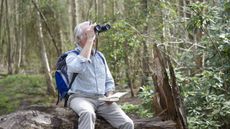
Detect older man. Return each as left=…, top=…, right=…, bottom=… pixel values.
left=66, top=21, right=134, bottom=129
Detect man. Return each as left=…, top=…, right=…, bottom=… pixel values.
left=66, top=21, right=134, bottom=129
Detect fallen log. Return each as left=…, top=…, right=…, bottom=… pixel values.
left=0, top=105, right=176, bottom=129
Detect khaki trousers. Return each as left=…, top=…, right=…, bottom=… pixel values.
left=69, top=96, right=134, bottom=129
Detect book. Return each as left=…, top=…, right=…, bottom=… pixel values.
left=98, top=92, right=128, bottom=102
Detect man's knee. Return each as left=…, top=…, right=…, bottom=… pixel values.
left=120, top=119, right=134, bottom=129
left=79, top=111, right=96, bottom=121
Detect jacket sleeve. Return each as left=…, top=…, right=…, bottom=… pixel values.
left=66, top=53, right=90, bottom=73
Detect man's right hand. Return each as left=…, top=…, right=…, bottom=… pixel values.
left=80, top=22, right=96, bottom=59
left=85, top=24, right=96, bottom=42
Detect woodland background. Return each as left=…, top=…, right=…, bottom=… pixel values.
left=0, top=0, right=229, bottom=129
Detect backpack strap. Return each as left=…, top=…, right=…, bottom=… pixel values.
left=64, top=50, right=80, bottom=107
left=56, top=92, right=60, bottom=105
left=64, top=73, right=78, bottom=107
left=97, top=51, right=105, bottom=64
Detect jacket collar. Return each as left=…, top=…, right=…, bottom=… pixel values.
left=75, top=46, right=96, bottom=56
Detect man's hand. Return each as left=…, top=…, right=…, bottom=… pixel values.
left=85, top=24, right=96, bottom=42
left=105, top=91, right=114, bottom=105
left=80, top=23, right=96, bottom=59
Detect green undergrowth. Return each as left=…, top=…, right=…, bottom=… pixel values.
left=120, top=86, right=154, bottom=118
left=0, top=74, right=55, bottom=115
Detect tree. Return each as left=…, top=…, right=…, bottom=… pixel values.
left=33, top=0, right=56, bottom=96
left=5, top=0, right=14, bottom=74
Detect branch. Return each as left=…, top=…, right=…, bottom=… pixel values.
left=31, top=0, right=60, bottom=55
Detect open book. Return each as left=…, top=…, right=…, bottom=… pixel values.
left=98, top=92, right=128, bottom=102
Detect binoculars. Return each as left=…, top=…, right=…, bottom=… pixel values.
left=94, top=24, right=111, bottom=33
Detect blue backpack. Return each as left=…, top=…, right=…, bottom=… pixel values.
left=55, top=50, right=105, bottom=107
left=55, top=50, right=79, bottom=107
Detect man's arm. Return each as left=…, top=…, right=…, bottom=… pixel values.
left=66, top=24, right=96, bottom=73
left=80, top=24, right=95, bottom=59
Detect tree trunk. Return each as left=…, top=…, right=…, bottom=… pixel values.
left=68, top=0, right=73, bottom=43
left=5, top=0, right=13, bottom=74
left=141, top=0, right=150, bottom=86
left=168, top=59, right=188, bottom=129
left=55, top=7, right=63, bottom=54
left=96, top=0, right=104, bottom=22
left=71, top=0, right=77, bottom=31
left=34, top=0, right=55, bottom=96
left=14, top=0, right=22, bottom=74
left=150, top=44, right=188, bottom=129
left=0, top=0, right=4, bottom=64
left=124, top=42, right=135, bottom=97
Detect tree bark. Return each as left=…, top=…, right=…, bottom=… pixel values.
left=150, top=44, right=188, bottom=129
left=34, top=0, right=55, bottom=96
left=71, top=0, right=77, bottom=31
left=96, top=0, right=104, bottom=22
left=68, top=0, right=73, bottom=43
left=14, top=0, right=22, bottom=74
left=0, top=105, right=177, bottom=129
left=5, top=0, right=14, bottom=74
left=124, top=42, right=135, bottom=97
left=0, top=0, right=4, bottom=64
left=141, top=0, right=150, bottom=86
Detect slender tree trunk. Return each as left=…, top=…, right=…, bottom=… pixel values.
left=20, top=0, right=27, bottom=68
left=5, top=0, right=13, bottom=74
left=0, top=0, right=3, bottom=33
left=112, top=0, right=115, bottom=17
left=124, top=42, right=135, bottom=97
left=14, top=0, right=22, bottom=73
left=71, top=0, right=76, bottom=31
left=75, top=0, right=80, bottom=24
left=55, top=10, right=63, bottom=54
left=97, top=0, right=104, bottom=22
left=0, top=0, right=4, bottom=64
left=68, top=0, right=73, bottom=43
left=34, top=0, right=55, bottom=96
left=141, top=0, right=150, bottom=86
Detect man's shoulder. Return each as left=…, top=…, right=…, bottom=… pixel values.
left=96, top=51, right=104, bottom=56
left=96, top=51, right=106, bottom=59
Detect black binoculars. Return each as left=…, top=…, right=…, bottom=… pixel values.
left=94, top=24, right=111, bottom=33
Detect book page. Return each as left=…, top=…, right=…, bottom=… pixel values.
left=98, top=92, right=128, bottom=102
left=109, top=92, right=128, bottom=98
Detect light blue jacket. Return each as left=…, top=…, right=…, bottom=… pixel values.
left=66, top=47, right=115, bottom=96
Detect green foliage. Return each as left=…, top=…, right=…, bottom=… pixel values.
left=100, top=20, right=142, bottom=85
left=0, top=74, right=54, bottom=115
left=120, top=103, right=139, bottom=114
left=176, top=2, right=230, bottom=128
left=187, top=2, right=214, bottom=33
left=120, top=102, right=153, bottom=118
left=120, top=86, right=154, bottom=118
left=138, top=86, right=154, bottom=112
left=201, top=1, right=230, bottom=89
left=177, top=70, right=230, bottom=129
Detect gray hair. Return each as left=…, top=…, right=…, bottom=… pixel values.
left=74, top=21, right=90, bottom=45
